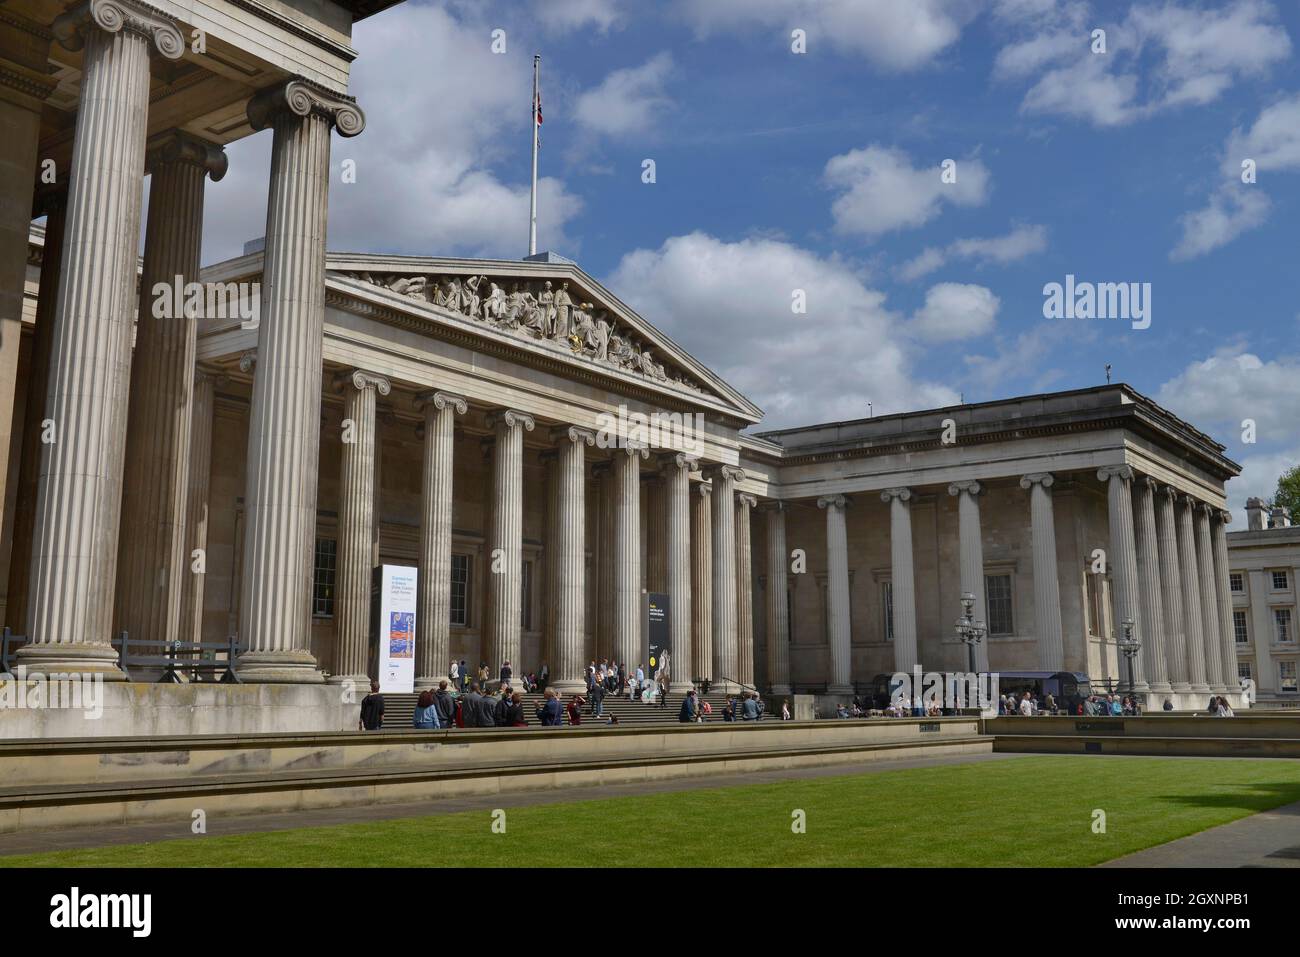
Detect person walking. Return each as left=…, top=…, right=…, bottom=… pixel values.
left=413, top=688, right=441, bottom=729
left=433, top=680, right=456, bottom=728
left=536, top=688, right=563, bottom=726
left=359, top=680, right=384, bottom=731
left=505, top=691, right=528, bottom=727
left=679, top=689, right=698, bottom=723
left=741, top=693, right=759, bottom=721
left=658, top=678, right=668, bottom=710
left=781, top=699, right=791, bottom=721
left=589, top=680, right=606, bottom=717
left=458, top=660, right=469, bottom=693
left=462, top=682, right=485, bottom=728
left=567, top=693, right=585, bottom=726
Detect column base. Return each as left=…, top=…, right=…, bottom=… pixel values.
left=1209, top=683, right=1231, bottom=695
left=714, top=679, right=744, bottom=694
left=236, top=650, right=324, bottom=684
left=13, top=642, right=128, bottom=680
left=1189, top=682, right=1212, bottom=695
left=669, top=681, right=695, bottom=694
left=1169, top=681, right=1192, bottom=693
left=550, top=679, right=588, bottom=694
left=1145, top=681, right=1174, bottom=695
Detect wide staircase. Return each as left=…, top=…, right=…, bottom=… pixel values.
left=381, top=687, right=745, bottom=729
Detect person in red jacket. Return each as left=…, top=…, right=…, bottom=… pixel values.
left=567, top=693, right=585, bottom=725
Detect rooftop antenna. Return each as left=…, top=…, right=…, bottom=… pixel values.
left=867, top=400, right=873, bottom=418
left=1104, top=363, right=1112, bottom=384
left=528, top=54, right=541, bottom=257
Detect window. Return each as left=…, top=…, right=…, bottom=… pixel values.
left=1229, top=573, right=1243, bottom=593
left=1280, top=661, right=1298, bottom=694
left=1233, top=610, right=1249, bottom=645
left=450, top=554, right=470, bottom=627
left=1273, top=570, right=1289, bottom=591
left=882, top=581, right=894, bottom=642
left=1237, top=661, right=1252, bottom=683
left=312, top=538, right=337, bottom=617
left=1275, top=608, right=1294, bottom=643
left=521, top=560, right=533, bottom=631
left=985, top=574, right=1013, bottom=636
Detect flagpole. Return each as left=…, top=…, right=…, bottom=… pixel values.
left=529, top=53, right=540, bottom=257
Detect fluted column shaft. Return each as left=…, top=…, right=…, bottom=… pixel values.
left=665, top=455, right=693, bottom=691
left=177, top=370, right=220, bottom=641
left=485, top=410, right=533, bottom=676
left=553, top=427, right=594, bottom=691
left=764, top=504, right=791, bottom=695
left=819, top=495, right=852, bottom=693
left=1132, top=477, right=1171, bottom=693
left=1156, top=487, right=1190, bottom=691
left=613, top=445, right=647, bottom=669
left=414, top=390, right=464, bottom=689
left=1211, top=512, right=1238, bottom=696
left=595, top=462, right=614, bottom=664
left=883, top=488, right=918, bottom=672
left=1176, top=495, right=1211, bottom=693
left=1195, top=504, right=1227, bottom=692
left=1021, top=473, right=1064, bottom=671
left=6, top=196, right=65, bottom=634
left=949, top=481, right=989, bottom=672
left=23, top=8, right=182, bottom=676
left=237, top=79, right=364, bottom=682
left=1099, top=466, right=1146, bottom=690
left=115, top=134, right=225, bottom=647
left=735, top=493, right=756, bottom=688
left=710, top=466, right=742, bottom=691
left=645, top=476, right=666, bottom=595
left=691, top=483, right=713, bottom=682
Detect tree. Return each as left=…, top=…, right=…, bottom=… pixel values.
left=1271, top=464, right=1300, bottom=523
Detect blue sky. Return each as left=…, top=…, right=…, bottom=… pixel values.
left=201, top=0, right=1300, bottom=513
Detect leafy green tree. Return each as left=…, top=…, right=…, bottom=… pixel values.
left=1271, top=464, right=1300, bottom=523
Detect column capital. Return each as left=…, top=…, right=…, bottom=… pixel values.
left=1177, top=492, right=1200, bottom=508
left=695, top=481, right=712, bottom=499
left=1020, top=472, right=1054, bottom=490
left=145, top=131, right=228, bottom=181
left=194, top=366, right=229, bottom=389
left=881, top=487, right=912, bottom=503
left=1096, top=464, right=1135, bottom=483
left=614, top=441, right=650, bottom=460
left=414, top=389, right=468, bottom=415
left=947, top=480, right=982, bottom=497
left=54, top=0, right=184, bottom=59
left=758, top=500, right=786, bottom=513
left=1194, top=500, right=1217, bottom=516
left=552, top=425, right=596, bottom=447
left=246, top=78, right=366, bottom=138
left=817, top=494, right=849, bottom=510
left=1160, top=483, right=1181, bottom=501
left=1214, top=508, right=1232, bottom=525
left=238, top=350, right=257, bottom=374
left=660, top=451, right=700, bottom=473
left=486, top=408, right=535, bottom=433
left=737, top=493, right=758, bottom=510
left=332, top=369, right=391, bottom=396
left=706, top=464, right=745, bottom=483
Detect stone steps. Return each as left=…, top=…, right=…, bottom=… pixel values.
left=376, top=690, right=756, bottom=729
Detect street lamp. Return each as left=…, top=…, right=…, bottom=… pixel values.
left=954, top=591, right=986, bottom=675
left=1119, top=617, right=1141, bottom=697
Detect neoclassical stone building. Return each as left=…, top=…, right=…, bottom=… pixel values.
left=0, top=0, right=1245, bottom=722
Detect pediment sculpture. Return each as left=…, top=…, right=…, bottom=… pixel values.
left=342, top=270, right=706, bottom=395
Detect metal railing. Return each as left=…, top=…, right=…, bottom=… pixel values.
left=1, top=627, right=242, bottom=682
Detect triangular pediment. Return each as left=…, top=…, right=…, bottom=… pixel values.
left=325, top=252, right=762, bottom=424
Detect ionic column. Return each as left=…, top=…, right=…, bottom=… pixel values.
left=763, top=503, right=791, bottom=695
left=1175, top=494, right=1211, bottom=693
left=645, top=474, right=667, bottom=596
left=115, top=132, right=227, bottom=647
left=710, top=465, right=743, bottom=692
left=1195, top=503, right=1228, bottom=693
left=237, top=79, right=364, bottom=682
left=1156, top=486, right=1191, bottom=692
left=552, top=426, right=595, bottom=692
left=177, top=368, right=225, bottom=642
left=691, top=482, right=713, bottom=683
left=413, top=390, right=466, bottom=690
left=735, top=492, right=757, bottom=688
left=21, top=2, right=184, bottom=676
left=1210, top=510, right=1239, bottom=696
left=594, top=461, right=614, bottom=664
left=818, top=494, right=852, bottom=693
left=5, top=191, right=65, bottom=634
left=664, top=454, right=694, bottom=692
left=613, top=443, right=648, bottom=670
left=882, top=488, right=918, bottom=673
left=484, top=409, right=534, bottom=676
left=1132, top=476, right=1171, bottom=693
left=948, top=480, right=989, bottom=672
left=1020, top=473, right=1064, bottom=671
left=1098, top=466, right=1146, bottom=691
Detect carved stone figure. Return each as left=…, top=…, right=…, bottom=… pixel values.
left=608, top=333, right=634, bottom=369
left=482, top=282, right=506, bottom=322
left=552, top=281, right=573, bottom=341
left=538, top=281, right=556, bottom=337
left=463, top=275, right=484, bottom=318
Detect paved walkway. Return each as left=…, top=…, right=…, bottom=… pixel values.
left=1100, top=799, right=1300, bottom=868
left=0, top=751, right=1026, bottom=857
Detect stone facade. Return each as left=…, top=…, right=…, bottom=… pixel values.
left=1227, top=504, right=1300, bottom=704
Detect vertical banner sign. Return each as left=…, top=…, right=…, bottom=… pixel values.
left=376, top=564, right=417, bottom=693
left=647, top=592, right=671, bottom=686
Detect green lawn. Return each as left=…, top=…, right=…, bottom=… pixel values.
left=5, top=755, right=1300, bottom=867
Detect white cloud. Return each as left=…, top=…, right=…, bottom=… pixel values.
left=1156, top=348, right=1300, bottom=441
left=574, top=52, right=675, bottom=138
left=200, top=3, right=583, bottom=264
left=961, top=323, right=1076, bottom=394
left=1222, top=92, right=1300, bottom=177
left=1230, top=447, right=1300, bottom=517
left=898, top=224, right=1048, bottom=280
left=909, top=283, right=1000, bottom=342
left=1169, top=187, right=1270, bottom=261
left=673, top=0, right=976, bottom=72
left=606, top=232, right=959, bottom=427
left=535, top=0, right=625, bottom=34
left=824, top=145, right=990, bottom=239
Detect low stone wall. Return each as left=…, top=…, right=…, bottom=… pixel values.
left=0, top=680, right=354, bottom=739
left=983, top=714, right=1300, bottom=739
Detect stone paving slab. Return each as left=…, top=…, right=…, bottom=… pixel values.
left=1099, top=799, right=1300, bottom=868
left=0, top=751, right=1027, bottom=857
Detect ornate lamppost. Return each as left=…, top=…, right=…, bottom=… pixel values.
left=1119, top=617, right=1141, bottom=697
left=955, top=591, right=986, bottom=675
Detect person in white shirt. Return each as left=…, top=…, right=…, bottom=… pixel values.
left=1019, top=693, right=1034, bottom=717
